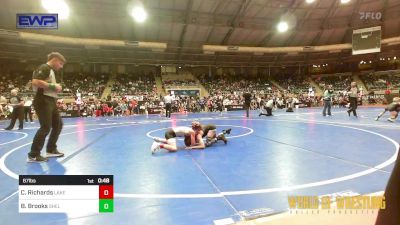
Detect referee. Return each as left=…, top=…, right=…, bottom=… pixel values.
left=28, top=52, right=66, bottom=163
left=164, top=93, right=173, bottom=118
left=243, top=91, right=252, bottom=118
left=4, top=89, right=24, bottom=130
left=347, top=81, right=359, bottom=117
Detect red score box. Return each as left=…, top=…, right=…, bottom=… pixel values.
left=99, top=185, right=114, bottom=199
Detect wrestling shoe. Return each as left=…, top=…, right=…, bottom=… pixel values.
left=217, top=134, right=228, bottom=144
left=387, top=118, right=395, bottom=123
left=222, top=128, right=231, bottom=135
left=151, top=141, right=161, bottom=154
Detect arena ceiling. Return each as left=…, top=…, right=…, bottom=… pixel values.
left=0, top=0, right=400, bottom=67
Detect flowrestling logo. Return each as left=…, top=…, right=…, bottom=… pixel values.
left=359, top=12, right=382, bottom=20
left=16, top=14, right=58, bottom=29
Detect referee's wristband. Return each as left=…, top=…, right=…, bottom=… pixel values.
left=48, top=83, right=56, bottom=91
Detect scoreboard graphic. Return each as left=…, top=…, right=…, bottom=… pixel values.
left=19, top=175, right=113, bottom=213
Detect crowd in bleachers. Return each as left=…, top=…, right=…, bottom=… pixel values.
left=63, top=73, right=108, bottom=98
left=203, top=79, right=274, bottom=96
left=272, top=74, right=311, bottom=94
left=0, top=72, right=109, bottom=99
left=0, top=72, right=32, bottom=97
left=2, top=69, right=400, bottom=121
left=199, top=76, right=320, bottom=111
left=0, top=72, right=110, bottom=120
left=360, top=70, right=400, bottom=91
left=56, top=97, right=136, bottom=117
left=162, top=79, right=197, bottom=88
left=313, top=74, right=353, bottom=92
left=111, top=73, right=158, bottom=100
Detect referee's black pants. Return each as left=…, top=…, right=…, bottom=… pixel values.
left=348, top=97, right=358, bottom=116
left=165, top=103, right=172, bottom=118
left=29, top=94, right=63, bottom=157
left=5, top=106, right=24, bottom=129
left=24, top=106, right=33, bottom=122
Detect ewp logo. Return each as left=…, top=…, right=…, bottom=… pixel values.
left=17, top=14, right=58, bottom=29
